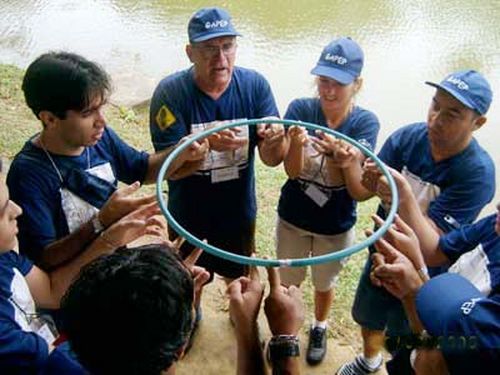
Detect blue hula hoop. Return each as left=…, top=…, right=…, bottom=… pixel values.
left=156, top=118, right=398, bottom=267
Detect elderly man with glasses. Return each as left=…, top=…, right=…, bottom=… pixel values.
left=149, top=7, right=286, bottom=288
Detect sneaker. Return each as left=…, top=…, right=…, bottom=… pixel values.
left=336, top=355, right=383, bottom=375
left=306, top=326, right=327, bottom=365
left=184, top=306, right=202, bottom=354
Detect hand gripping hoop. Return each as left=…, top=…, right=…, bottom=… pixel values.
left=156, top=118, right=398, bottom=267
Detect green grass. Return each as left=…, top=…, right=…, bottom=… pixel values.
left=0, top=63, right=378, bottom=345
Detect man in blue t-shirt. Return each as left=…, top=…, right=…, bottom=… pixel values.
left=149, top=7, right=287, bottom=280
left=7, top=52, right=207, bottom=271
left=337, top=70, right=496, bottom=375
left=0, top=160, right=161, bottom=374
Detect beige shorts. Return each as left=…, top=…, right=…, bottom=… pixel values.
left=276, top=218, right=355, bottom=292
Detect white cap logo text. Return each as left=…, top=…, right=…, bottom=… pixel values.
left=324, top=54, right=347, bottom=65
left=447, top=76, right=469, bottom=91
left=460, top=297, right=481, bottom=315
left=205, top=19, right=229, bottom=29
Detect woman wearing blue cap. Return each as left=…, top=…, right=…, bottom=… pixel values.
left=276, top=37, right=380, bottom=365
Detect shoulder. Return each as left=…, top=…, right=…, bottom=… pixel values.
left=288, top=98, right=317, bottom=112
left=351, top=106, right=380, bottom=123
left=233, top=66, right=271, bottom=87
left=461, top=139, right=495, bottom=170
left=0, top=251, right=33, bottom=277
left=386, top=122, right=427, bottom=145
left=152, top=69, right=193, bottom=99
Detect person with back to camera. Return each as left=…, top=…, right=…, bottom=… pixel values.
left=59, top=244, right=305, bottom=375
left=277, top=37, right=380, bottom=365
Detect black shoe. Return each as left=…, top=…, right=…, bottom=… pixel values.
left=306, top=326, right=327, bottom=365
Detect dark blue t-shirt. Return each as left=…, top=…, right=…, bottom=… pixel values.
left=7, top=127, right=149, bottom=263
left=376, top=122, right=495, bottom=233
left=149, top=66, right=279, bottom=231
left=0, top=251, right=47, bottom=373
left=278, top=98, right=380, bottom=235
left=440, top=214, right=500, bottom=296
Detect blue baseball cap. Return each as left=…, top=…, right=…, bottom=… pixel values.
left=416, top=273, right=486, bottom=344
left=426, top=70, right=493, bottom=115
left=310, top=37, right=364, bottom=85
left=188, top=7, right=241, bottom=43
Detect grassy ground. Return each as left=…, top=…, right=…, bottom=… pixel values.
left=0, top=64, right=377, bottom=346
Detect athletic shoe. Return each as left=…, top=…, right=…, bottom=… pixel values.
left=336, top=355, right=383, bottom=375
left=306, top=326, right=327, bottom=365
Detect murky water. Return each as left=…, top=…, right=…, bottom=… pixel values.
left=1, top=0, right=500, bottom=206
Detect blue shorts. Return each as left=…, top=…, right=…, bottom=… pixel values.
left=351, top=252, right=411, bottom=337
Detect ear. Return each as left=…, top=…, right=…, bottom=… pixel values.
left=353, top=77, right=363, bottom=94
left=38, top=111, right=60, bottom=129
left=472, top=115, right=487, bottom=131
left=186, top=44, right=194, bottom=63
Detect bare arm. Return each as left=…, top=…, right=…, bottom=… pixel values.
left=257, top=121, right=287, bottom=167
left=283, top=126, right=307, bottom=179
left=376, top=170, right=448, bottom=266
left=38, top=183, right=156, bottom=270
left=311, top=134, right=374, bottom=201
left=27, top=202, right=162, bottom=309
left=144, top=139, right=209, bottom=183
left=228, top=266, right=267, bottom=375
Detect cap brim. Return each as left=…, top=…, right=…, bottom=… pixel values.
left=416, top=273, right=483, bottom=336
left=425, top=81, right=478, bottom=113
left=190, top=31, right=242, bottom=43
left=310, top=65, right=355, bottom=85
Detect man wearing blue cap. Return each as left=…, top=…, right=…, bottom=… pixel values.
left=337, top=70, right=496, bottom=374
left=149, top=7, right=286, bottom=282
left=370, top=206, right=500, bottom=374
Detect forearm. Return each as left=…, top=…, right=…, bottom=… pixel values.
left=272, top=358, right=301, bottom=375
left=167, top=159, right=204, bottom=180
left=259, top=141, right=287, bottom=167
left=47, top=236, right=115, bottom=307
left=146, top=146, right=195, bottom=183
left=342, top=161, right=374, bottom=201
left=40, top=221, right=98, bottom=270
left=402, top=292, right=425, bottom=334
left=398, top=197, right=444, bottom=266
left=283, top=140, right=303, bottom=179
left=236, top=325, right=267, bottom=375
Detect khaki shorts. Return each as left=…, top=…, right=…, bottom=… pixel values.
left=276, top=218, right=355, bottom=292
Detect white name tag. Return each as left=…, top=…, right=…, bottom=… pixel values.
left=211, top=167, right=239, bottom=183
left=305, top=184, right=329, bottom=207
left=37, top=323, right=56, bottom=346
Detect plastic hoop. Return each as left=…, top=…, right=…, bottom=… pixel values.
left=156, top=118, right=398, bottom=267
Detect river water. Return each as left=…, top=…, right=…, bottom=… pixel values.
left=1, top=0, right=500, bottom=207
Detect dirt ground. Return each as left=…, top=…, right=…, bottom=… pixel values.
left=176, top=272, right=387, bottom=375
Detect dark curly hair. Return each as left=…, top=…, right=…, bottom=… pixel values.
left=61, top=244, right=194, bottom=375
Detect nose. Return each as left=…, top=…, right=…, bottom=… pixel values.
left=428, top=109, right=442, bottom=129
left=95, top=107, right=107, bottom=127
left=11, top=201, right=22, bottom=218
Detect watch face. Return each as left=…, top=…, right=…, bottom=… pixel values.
left=269, top=337, right=300, bottom=360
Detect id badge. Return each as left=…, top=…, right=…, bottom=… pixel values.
left=32, top=314, right=59, bottom=346
left=304, top=184, right=329, bottom=207
left=211, top=167, right=239, bottom=183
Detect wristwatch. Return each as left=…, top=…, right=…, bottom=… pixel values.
left=268, top=335, right=300, bottom=361
left=91, top=214, right=105, bottom=234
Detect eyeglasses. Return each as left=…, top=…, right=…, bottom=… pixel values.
left=192, top=42, right=237, bottom=59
